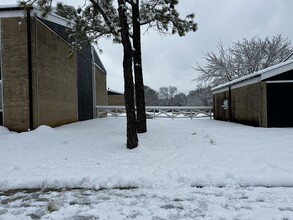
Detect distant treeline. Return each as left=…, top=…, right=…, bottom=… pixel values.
left=143, top=85, right=212, bottom=106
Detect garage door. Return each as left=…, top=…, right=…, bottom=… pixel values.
left=267, top=82, right=293, bottom=127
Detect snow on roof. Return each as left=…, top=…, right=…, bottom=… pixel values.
left=0, top=4, right=73, bottom=28
left=212, top=58, right=293, bottom=92
left=0, top=4, right=20, bottom=8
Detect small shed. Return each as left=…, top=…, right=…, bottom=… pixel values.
left=212, top=59, right=293, bottom=127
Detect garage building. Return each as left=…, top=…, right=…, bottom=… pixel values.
left=212, top=58, right=293, bottom=127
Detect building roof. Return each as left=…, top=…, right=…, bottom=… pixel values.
left=212, top=58, right=293, bottom=92
left=108, top=89, right=124, bottom=95
left=0, top=4, right=73, bottom=28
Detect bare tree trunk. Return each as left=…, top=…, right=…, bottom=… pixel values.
left=118, top=0, right=138, bottom=149
left=132, top=0, right=147, bottom=133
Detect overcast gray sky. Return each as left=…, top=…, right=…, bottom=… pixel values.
left=3, top=0, right=293, bottom=94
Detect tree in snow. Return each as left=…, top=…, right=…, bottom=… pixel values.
left=145, top=86, right=186, bottom=106
left=173, top=92, right=187, bottom=106
left=144, top=86, right=159, bottom=106
left=158, top=86, right=178, bottom=106
left=118, top=0, right=139, bottom=148
left=187, top=85, right=212, bottom=106
left=19, top=0, right=197, bottom=149
left=194, top=34, right=293, bottom=87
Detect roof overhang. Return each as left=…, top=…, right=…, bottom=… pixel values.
left=108, top=89, right=124, bottom=95
left=0, top=4, right=73, bottom=28
left=212, top=59, right=293, bottom=94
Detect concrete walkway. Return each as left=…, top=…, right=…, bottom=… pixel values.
left=1, top=186, right=293, bottom=219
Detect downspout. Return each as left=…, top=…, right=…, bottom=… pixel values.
left=26, top=8, right=33, bottom=130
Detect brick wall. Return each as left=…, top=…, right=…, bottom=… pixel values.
left=108, top=95, right=125, bottom=106
left=95, top=67, right=107, bottom=106
left=2, top=17, right=30, bottom=131
left=213, top=82, right=268, bottom=127
left=1, top=16, right=107, bottom=131
left=213, top=90, right=229, bottom=121
left=261, top=82, right=267, bottom=127
left=34, top=19, right=78, bottom=128
left=230, top=84, right=260, bottom=126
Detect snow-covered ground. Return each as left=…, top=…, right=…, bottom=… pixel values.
left=1, top=118, right=293, bottom=219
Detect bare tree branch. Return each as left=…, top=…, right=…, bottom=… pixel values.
left=194, top=34, right=293, bottom=87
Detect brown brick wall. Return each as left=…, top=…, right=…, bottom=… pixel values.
left=108, top=95, right=125, bottom=106
left=2, top=17, right=30, bottom=131
left=213, top=82, right=268, bottom=127
left=231, top=84, right=259, bottom=126
left=213, top=90, right=229, bottom=121
left=34, top=19, right=78, bottom=128
left=95, top=67, right=107, bottom=106
left=260, top=82, right=267, bottom=127
left=1, top=16, right=107, bottom=131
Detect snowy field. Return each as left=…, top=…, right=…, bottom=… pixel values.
left=1, top=118, right=293, bottom=219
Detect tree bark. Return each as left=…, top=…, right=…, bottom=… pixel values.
left=118, top=0, right=138, bottom=149
left=132, top=0, right=147, bottom=133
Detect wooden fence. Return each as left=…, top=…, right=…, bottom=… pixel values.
left=96, top=106, right=213, bottom=119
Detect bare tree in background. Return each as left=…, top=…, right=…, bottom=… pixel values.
left=187, top=85, right=212, bottom=106
left=144, top=86, right=159, bottom=106
left=173, top=93, right=187, bottom=106
left=194, top=34, right=293, bottom=87
left=158, top=86, right=178, bottom=106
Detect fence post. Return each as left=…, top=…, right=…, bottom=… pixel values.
left=191, top=109, right=193, bottom=119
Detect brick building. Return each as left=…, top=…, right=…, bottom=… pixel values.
left=212, top=57, right=293, bottom=127
left=107, top=89, right=125, bottom=106
left=0, top=5, right=107, bottom=131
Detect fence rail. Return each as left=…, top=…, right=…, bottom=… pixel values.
left=96, top=106, right=213, bottom=119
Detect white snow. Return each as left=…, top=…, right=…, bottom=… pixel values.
left=1, top=118, right=293, bottom=219
left=0, top=126, right=10, bottom=135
